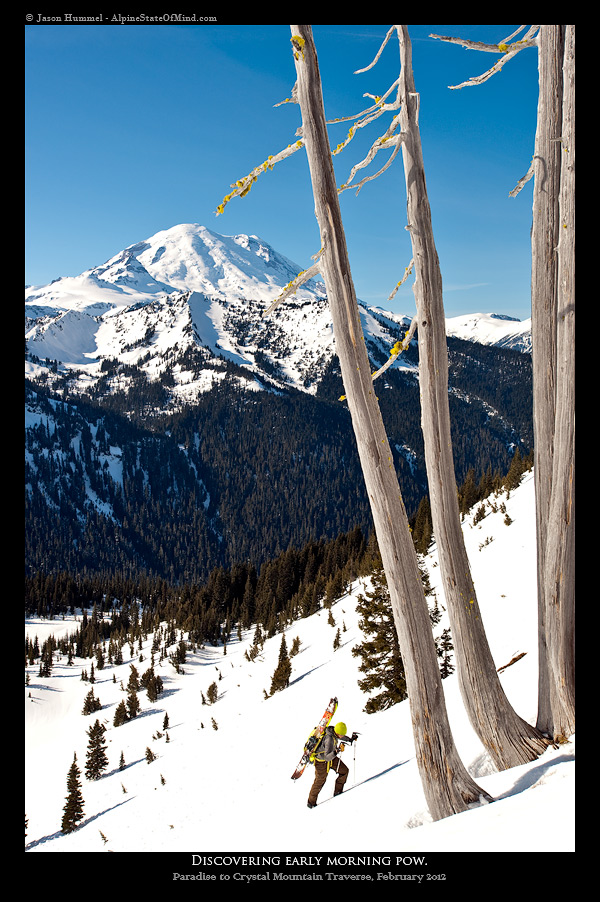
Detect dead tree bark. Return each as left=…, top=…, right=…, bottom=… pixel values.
left=395, top=25, right=549, bottom=768
left=530, top=25, right=566, bottom=738
left=430, top=23, right=575, bottom=746
left=542, top=24, right=575, bottom=741
left=289, top=24, right=491, bottom=821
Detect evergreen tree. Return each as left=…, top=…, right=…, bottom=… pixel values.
left=269, top=634, right=292, bottom=695
left=459, top=468, right=478, bottom=516
left=352, top=570, right=407, bottom=713
left=127, top=664, right=140, bottom=691
left=126, top=688, right=140, bottom=719
left=504, top=447, right=526, bottom=492
left=38, top=640, right=53, bottom=677
left=145, top=747, right=156, bottom=764
left=113, top=699, right=129, bottom=726
left=85, top=719, right=109, bottom=780
left=82, top=687, right=101, bottom=715
left=141, top=664, right=163, bottom=702
left=61, top=754, right=85, bottom=834
left=437, top=628, right=455, bottom=679
left=473, top=503, right=487, bottom=526
left=325, top=570, right=344, bottom=607
left=412, top=495, right=433, bottom=554
left=207, top=681, right=219, bottom=704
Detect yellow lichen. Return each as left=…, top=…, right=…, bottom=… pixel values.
left=291, top=35, right=306, bottom=59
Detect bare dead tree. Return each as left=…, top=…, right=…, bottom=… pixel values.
left=431, top=25, right=575, bottom=744
left=522, top=26, right=564, bottom=737
left=216, top=24, right=564, bottom=816
left=315, top=24, right=548, bottom=769
left=220, top=27, right=490, bottom=819
left=391, top=26, right=549, bottom=768
left=542, top=25, right=575, bottom=742
left=287, top=24, right=490, bottom=821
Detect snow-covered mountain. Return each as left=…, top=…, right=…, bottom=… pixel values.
left=25, top=224, right=529, bottom=403
left=26, top=224, right=535, bottom=581
left=25, top=224, right=418, bottom=398
left=25, top=223, right=328, bottom=312
left=446, top=312, right=532, bottom=353
left=24, top=470, right=574, bottom=858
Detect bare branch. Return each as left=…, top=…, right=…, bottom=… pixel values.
left=215, top=139, right=305, bottom=216
left=430, top=26, right=540, bottom=89
left=388, top=258, right=414, bottom=300
left=501, top=26, right=531, bottom=44
left=262, top=251, right=324, bottom=317
left=274, top=82, right=298, bottom=107
left=354, top=25, right=397, bottom=74
left=340, top=313, right=418, bottom=399
left=328, top=77, right=402, bottom=163
left=326, top=79, right=400, bottom=129
left=339, top=128, right=405, bottom=195
left=509, top=159, right=535, bottom=197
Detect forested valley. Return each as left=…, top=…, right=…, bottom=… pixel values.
left=25, top=336, right=533, bottom=587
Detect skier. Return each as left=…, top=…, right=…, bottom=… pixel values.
left=307, top=722, right=358, bottom=808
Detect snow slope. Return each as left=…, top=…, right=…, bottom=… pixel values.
left=446, top=312, right=532, bottom=352
left=25, top=471, right=574, bottom=866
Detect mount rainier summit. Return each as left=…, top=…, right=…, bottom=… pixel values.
left=25, top=223, right=530, bottom=402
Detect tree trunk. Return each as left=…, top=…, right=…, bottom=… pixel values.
left=395, top=25, right=549, bottom=768
left=542, top=24, right=575, bottom=741
left=531, top=25, right=566, bottom=737
left=289, top=24, right=491, bottom=821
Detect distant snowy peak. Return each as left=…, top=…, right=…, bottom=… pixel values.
left=24, top=224, right=334, bottom=396
left=446, top=312, right=531, bottom=353
left=25, top=223, right=326, bottom=319
left=359, top=306, right=531, bottom=353
left=135, top=224, right=325, bottom=302
left=25, top=224, right=530, bottom=403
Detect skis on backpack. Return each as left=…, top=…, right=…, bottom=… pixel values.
left=291, top=696, right=338, bottom=780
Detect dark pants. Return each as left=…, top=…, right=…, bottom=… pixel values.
left=308, top=756, right=349, bottom=805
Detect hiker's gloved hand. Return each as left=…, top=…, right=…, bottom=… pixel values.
left=351, top=732, right=359, bottom=742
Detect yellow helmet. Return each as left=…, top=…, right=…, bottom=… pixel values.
left=334, top=722, right=347, bottom=736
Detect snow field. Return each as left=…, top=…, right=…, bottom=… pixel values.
left=25, top=471, right=574, bottom=857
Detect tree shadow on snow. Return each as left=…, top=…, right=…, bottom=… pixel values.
left=495, top=752, right=575, bottom=801
left=353, top=759, right=411, bottom=788
left=319, top=760, right=410, bottom=803
left=289, top=662, right=326, bottom=686
left=25, top=796, right=135, bottom=851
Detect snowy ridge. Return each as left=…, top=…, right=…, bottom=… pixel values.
left=446, top=312, right=532, bottom=353
left=25, top=224, right=528, bottom=402
left=25, top=471, right=574, bottom=856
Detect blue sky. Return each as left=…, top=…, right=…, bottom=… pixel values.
left=25, top=23, right=540, bottom=320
